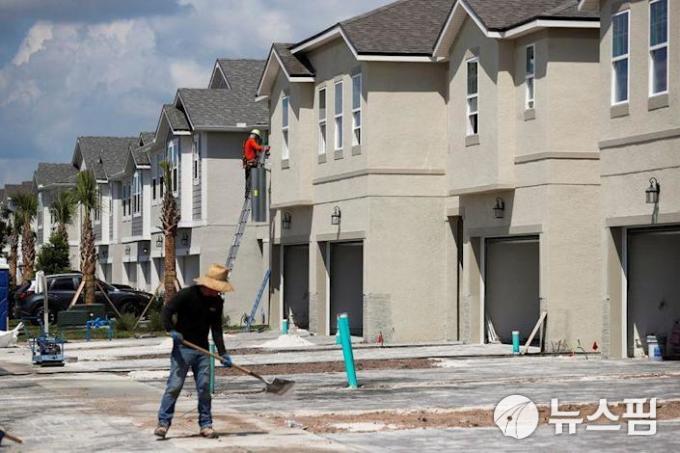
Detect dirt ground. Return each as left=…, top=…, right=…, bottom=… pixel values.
left=279, top=400, right=680, bottom=433
left=214, top=358, right=437, bottom=376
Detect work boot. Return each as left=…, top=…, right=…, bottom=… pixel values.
left=154, top=424, right=169, bottom=439
left=200, top=426, right=218, bottom=439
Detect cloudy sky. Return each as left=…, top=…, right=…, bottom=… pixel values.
left=0, top=0, right=392, bottom=186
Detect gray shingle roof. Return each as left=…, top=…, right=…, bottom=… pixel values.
left=177, top=88, right=268, bottom=129
left=338, top=0, right=455, bottom=55
left=216, top=59, right=266, bottom=94
left=76, top=136, right=138, bottom=180
left=465, top=0, right=598, bottom=31
left=34, top=163, right=77, bottom=188
left=131, top=144, right=151, bottom=167
left=163, top=104, right=191, bottom=132
left=272, top=44, right=315, bottom=77
left=3, top=182, right=34, bottom=199
left=139, top=132, right=155, bottom=146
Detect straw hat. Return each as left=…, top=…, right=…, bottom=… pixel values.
left=194, top=264, right=234, bottom=293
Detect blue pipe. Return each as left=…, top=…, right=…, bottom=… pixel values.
left=338, top=313, right=358, bottom=389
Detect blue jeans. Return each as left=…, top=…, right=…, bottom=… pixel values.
left=158, top=344, right=212, bottom=428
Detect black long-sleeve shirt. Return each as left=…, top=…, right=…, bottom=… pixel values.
left=162, top=286, right=227, bottom=356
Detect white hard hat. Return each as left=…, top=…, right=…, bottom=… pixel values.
left=250, top=129, right=262, bottom=137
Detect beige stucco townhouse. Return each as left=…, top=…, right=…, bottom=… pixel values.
left=580, top=0, right=680, bottom=358
left=148, top=59, right=270, bottom=324
left=258, top=0, right=611, bottom=350
left=33, top=163, right=78, bottom=269
left=258, top=0, right=455, bottom=341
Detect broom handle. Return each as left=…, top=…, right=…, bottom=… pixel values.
left=180, top=339, right=266, bottom=384
left=2, top=432, right=23, bottom=444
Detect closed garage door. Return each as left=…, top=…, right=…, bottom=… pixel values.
left=284, top=245, right=309, bottom=329
left=330, top=242, right=363, bottom=336
left=627, top=228, right=680, bottom=357
left=485, top=236, right=540, bottom=344
left=180, top=255, right=200, bottom=288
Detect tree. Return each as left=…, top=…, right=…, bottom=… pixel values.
left=72, top=171, right=98, bottom=305
left=51, top=190, right=75, bottom=242
left=36, top=230, right=71, bottom=275
left=0, top=208, right=9, bottom=258
left=160, top=161, right=180, bottom=304
left=13, top=192, right=38, bottom=283
left=7, top=209, right=22, bottom=288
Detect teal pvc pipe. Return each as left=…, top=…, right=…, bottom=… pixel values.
left=209, top=342, right=216, bottom=394
left=338, top=313, right=358, bottom=389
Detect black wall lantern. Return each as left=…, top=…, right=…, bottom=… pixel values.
left=646, top=177, right=660, bottom=204
left=181, top=232, right=190, bottom=247
left=282, top=211, right=292, bottom=230
left=493, top=197, right=505, bottom=219
left=331, top=206, right=342, bottom=226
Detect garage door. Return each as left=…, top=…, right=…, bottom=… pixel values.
left=330, top=242, right=363, bottom=336
left=283, top=245, right=309, bottom=329
left=485, top=236, right=540, bottom=343
left=627, top=228, right=680, bottom=357
left=180, top=255, right=200, bottom=288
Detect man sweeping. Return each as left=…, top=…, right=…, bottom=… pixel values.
left=155, top=264, right=234, bottom=439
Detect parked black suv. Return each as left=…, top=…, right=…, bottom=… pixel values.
left=14, top=273, right=154, bottom=324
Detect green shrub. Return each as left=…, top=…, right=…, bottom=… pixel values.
left=115, top=312, right=137, bottom=332
left=148, top=309, right=164, bottom=332
left=36, top=231, right=71, bottom=274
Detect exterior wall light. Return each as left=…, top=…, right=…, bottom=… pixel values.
left=282, top=211, right=292, bottom=230
left=181, top=232, right=190, bottom=247
left=155, top=236, right=163, bottom=248
left=493, top=198, right=505, bottom=219
left=331, top=206, right=342, bottom=226
left=646, top=177, right=660, bottom=204
left=124, top=245, right=131, bottom=255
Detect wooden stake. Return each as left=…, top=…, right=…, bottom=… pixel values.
left=95, top=281, right=123, bottom=319
left=523, top=311, right=547, bottom=355
left=132, top=282, right=162, bottom=331
left=67, top=279, right=86, bottom=310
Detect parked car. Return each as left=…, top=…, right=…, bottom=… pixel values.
left=10, top=281, right=33, bottom=319
left=14, top=273, right=153, bottom=324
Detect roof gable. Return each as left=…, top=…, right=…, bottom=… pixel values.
left=176, top=88, right=268, bottom=131
left=73, top=136, right=137, bottom=181
left=256, top=44, right=316, bottom=99
left=34, top=163, right=77, bottom=188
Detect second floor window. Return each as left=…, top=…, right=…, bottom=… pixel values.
left=649, top=0, right=668, bottom=95
left=132, top=171, right=141, bottom=216
left=94, top=188, right=101, bottom=222
left=352, top=74, right=362, bottom=146
left=318, top=88, right=327, bottom=156
left=122, top=183, right=131, bottom=218
left=282, top=95, right=290, bottom=160
left=466, top=57, right=479, bottom=136
left=612, top=10, right=629, bottom=104
left=335, top=81, right=343, bottom=150
left=525, top=45, right=535, bottom=110
left=152, top=155, right=158, bottom=202
left=192, top=134, right=201, bottom=185
left=167, top=139, right=179, bottom=194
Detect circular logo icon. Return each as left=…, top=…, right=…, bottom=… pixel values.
left=494, top=394, right=539, bottom=440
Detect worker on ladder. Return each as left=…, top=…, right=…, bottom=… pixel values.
left=242, top=129, right=269, bottom=196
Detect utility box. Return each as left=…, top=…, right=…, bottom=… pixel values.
left=0, top=262, right=9, bottom=331
left=251, top=165, right=267, bottom=223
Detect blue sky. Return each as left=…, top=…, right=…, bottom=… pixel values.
left=0, top=0, right=392, bottom=186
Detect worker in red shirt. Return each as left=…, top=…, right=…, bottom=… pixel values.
left=242, top=129, right=269, bottom=195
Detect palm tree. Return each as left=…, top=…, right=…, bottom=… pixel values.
left=160, top=161, right=180, bottom=304
left=13, top=192, right=38, bottom=283
left=51, top=190, right=75, bottom=241
left=72, top=171, right=98, bottom=305
left=6, top=209, right=21, bottom=288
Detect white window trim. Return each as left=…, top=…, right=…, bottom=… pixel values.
left=132, top=171, right=142, bottom=217
left=192, top=134, right=201, bottom=186
left=122, top=183, right=131, bottom=220
left=334, top=80, right=344, bottom=150
left=281, top=95, right=290, bottom=161
left=525, top=44, right=536, bottom=110
left=168, top=139, right=179, bottom=196
left=351, top=73, right=362, bottom=146
left=611, top=10, right=630, bottom=106
left=648, top=0, right=669, bottom=97
left=466, top=56, right=479, bottom=137
left=318, top=87, right=327, bottom=156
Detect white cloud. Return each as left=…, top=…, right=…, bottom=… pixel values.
left=170, top=60, right=207, bottom=89
left=12, top=21, right=53, bottom=66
